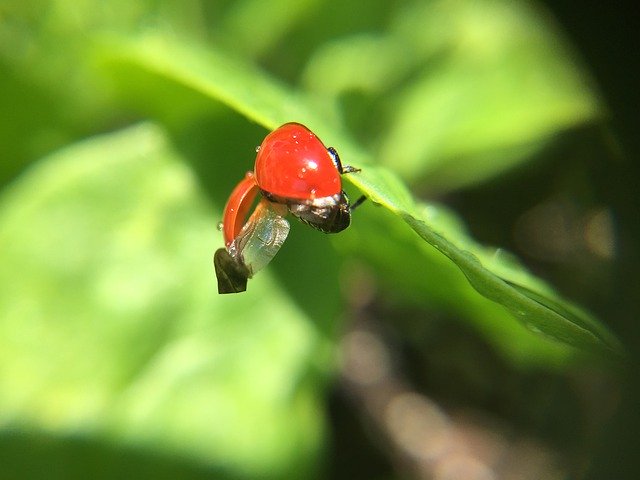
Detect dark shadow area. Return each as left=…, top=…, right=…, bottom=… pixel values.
left=325, top=384, right=395, bottom=479
left=326, top=302, right=618, bottom=479
left=538, top=4, right=640, bottom=478
left=451, top=3, right=639, bottom=476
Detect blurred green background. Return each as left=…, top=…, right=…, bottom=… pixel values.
left=1, top=1, right=637, bottom=479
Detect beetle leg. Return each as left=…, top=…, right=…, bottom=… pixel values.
left=327, top=147, right=361, bottom=175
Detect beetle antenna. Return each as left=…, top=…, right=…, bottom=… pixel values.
left=350, top=195, right=367, bottom=211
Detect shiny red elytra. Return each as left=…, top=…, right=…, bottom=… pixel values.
left=255, top=122, right=359, bottom=233
left=214, top=122, right=362, bottom=294
left=221, top=172, right=259, bottom=247
left=255, top=122, right=341, bottom=201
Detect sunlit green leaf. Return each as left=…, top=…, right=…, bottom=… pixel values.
left=0, top=124, right=332, bottom=478
left=96, top=34, right=316, bottom=131
left=339, top=205, right=576, bottom=368
left=301, top=0, right=601, bottom=192
left=217, top=0, right=322, bottom=58
left=0, top=1, right=627, bottom=478
left=347, top=165, right=623, bottom=360
left=378, top=0, right=600, bottom=191
left=94, top=32, right=622, bottom=361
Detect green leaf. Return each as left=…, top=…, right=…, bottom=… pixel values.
left=216, top=0, right=323, bottom=58
left=301, top=1, right=601, bottom=192
left=0, top=124, right=333, bottom=478
left=347, top=166, right=623, bottom=360
left=377, top=0, right=601, bottom=191
left=93, top=32, right=622, bottom=361
left=339, top=205, right=576, bottom=368
left=403, top=213, right=622, bottom=358
left=96, top=34, right=318, bottom=132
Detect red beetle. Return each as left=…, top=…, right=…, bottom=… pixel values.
left=214, top=123, right=362, bottom=293
left=255, top=122, right=360, bottom=233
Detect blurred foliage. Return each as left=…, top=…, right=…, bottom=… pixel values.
left=0, top=0, right=625, bottom=478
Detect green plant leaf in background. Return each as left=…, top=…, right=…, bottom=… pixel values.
left=94, top=32, right=622, bottom=361
left=0, top=0, right=626, bottom=477
left=338, top=205, right=577, bottom=368
left=303, top=0, right=600, bottom=192
left=0, top=124, right=331, bottom=478
left=347, top=169, right=623, bottom=361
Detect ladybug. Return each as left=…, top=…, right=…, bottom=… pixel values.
left=214, top=123, right=363, bottom=294
left=254, top=122, right=361, bottom=233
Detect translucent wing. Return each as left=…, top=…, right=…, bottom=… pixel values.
left=216, top=199, right=290, bottom=294
left=229, top=199, right=290, bottom=276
